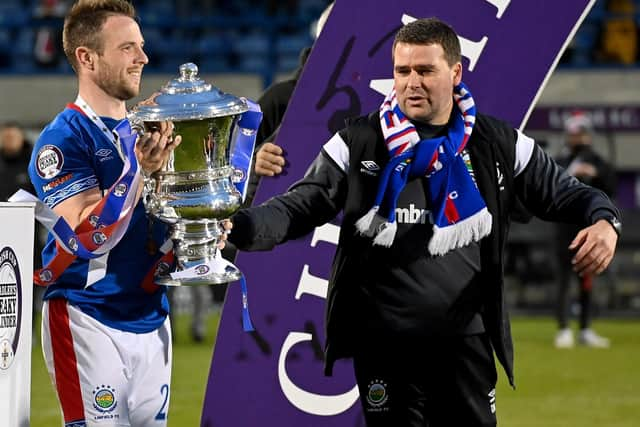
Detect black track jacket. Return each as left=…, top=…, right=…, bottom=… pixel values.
left=230, top=111, right=620, bottom=387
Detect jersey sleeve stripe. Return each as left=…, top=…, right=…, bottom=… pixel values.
left=514, top=130, right=535, bottom=177
left=43, top=176, right=100, bottom=208
left=322, top=132, right=350, bottom=173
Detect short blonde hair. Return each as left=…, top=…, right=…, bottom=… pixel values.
left=63, top=0, right=136, bottom=71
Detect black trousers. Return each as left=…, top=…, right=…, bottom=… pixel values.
left=555, top=227, right=593, bottom=330
left=352, top=334, right=497, bottom=427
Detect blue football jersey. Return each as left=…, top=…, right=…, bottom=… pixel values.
left=29, top=107, right=169, bottom=333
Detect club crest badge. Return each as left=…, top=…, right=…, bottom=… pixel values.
left=88, top=215, right=100, bottom=227
left=68, top=237, right=79, bottom=252
left=93, top=385, right=117, bottom=413
left=366, top=379, right=389, bottom=409
left=92, top=232, right=107, bottom=246
left=113, top=183, right=127, bottom=197
left=36, top=145, right=64, bottom=179
left=38, top=269, right=53, bottom=283
left=195, top=264, right=210, bottom=276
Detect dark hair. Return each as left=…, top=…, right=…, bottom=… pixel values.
left=63, top=0, right=137, bottom=71
left=392, top=18, right=461, bottom=66
left=0, top=121, right=22, bottom=130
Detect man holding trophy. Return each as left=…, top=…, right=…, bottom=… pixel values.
left=22, top=1, right=252, bottom=425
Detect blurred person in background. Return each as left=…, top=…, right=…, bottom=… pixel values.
left=0, top=122, right=34, bottom=200
left=554, top=111, right=618, bottom=348
left=27, top=1, right=186, bottom=425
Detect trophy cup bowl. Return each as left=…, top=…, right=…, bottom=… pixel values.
left=129, top=63, right=248, bottom=286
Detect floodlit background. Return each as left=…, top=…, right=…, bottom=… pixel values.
left=1, top=0, right=638, bottom=425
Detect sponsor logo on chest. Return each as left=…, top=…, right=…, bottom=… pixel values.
left=395, top=203, right=430, bottom=224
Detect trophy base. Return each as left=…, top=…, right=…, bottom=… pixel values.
left=155, top=266, right=242, bottom=286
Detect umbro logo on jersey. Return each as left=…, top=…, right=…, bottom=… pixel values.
left=360, top=161, right=380, bottom=176
left=96, top=148, right=114, bottom=162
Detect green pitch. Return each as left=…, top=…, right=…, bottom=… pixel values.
left=30, top=316, right=640, bottom=426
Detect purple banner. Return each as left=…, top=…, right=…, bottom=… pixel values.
left=202, top=1, right=594, bottom=426
left=527, top=105, right=640, bottom=132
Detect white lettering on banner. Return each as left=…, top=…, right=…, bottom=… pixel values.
left=458, top=35, right=488, bottom=72
left=485, top=0, right=511, bottom=18
left=295, top=224, right=340, bottom=300
left=311, top=223, right=340, bottom=247
left=278, top=332, right=360, bottom=416
left=295, top=265, right=329, bottom=300
left=285, top=224, right=359, bottom=414
left=401, top=14, right=488, bottom=72
left=370, top=10, right=497, bottom=96
left=369, top=79, right=394, bottom=97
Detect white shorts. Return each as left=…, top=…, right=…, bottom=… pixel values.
left=41, top=299, right=172, bottom=427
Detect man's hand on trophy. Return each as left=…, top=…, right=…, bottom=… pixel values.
left=136, top=120, right=182, bottom=175
left=219, top=219, right=233, bottom=249
left=135, top=91, right=160, bottom=108
left=255, top=142, right=286, bottom=176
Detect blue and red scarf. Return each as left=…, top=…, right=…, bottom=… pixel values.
left=355, top=82, right=492, bottom=255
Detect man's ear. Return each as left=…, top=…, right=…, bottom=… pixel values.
left=76, top=47, right=95, bottom=71
left=453, top=62, right=462, bottom=85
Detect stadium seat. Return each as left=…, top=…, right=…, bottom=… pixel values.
left=11, top=28, right=35, bottom=72
left=231, top=32, right=270, bottom=55
left=275, top=32, right=312, bottom=56
left=276, top=53, right=301, bottom=72
left=600, top=18, right=637, bottom=64
left=0, top=3, right=29, bottom=28
left=237, top=55, right=270, bottom=73
left=198, top=56, right=231, bottom=73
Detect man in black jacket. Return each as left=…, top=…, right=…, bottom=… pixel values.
left=230, top=18, right=620, bottom=427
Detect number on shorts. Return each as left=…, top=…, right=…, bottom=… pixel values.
left=155, top=384, right=169, bottom=421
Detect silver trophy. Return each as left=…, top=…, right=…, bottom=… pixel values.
left=129, top=63, right=250, bottom=286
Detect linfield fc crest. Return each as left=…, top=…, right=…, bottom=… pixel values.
left=366, top=379, right=389, bottom=410
left=93, top=385, right=117, bottom=413
left=36, top=144, right=64, bottom=179
left=0, top=247, right=22, bottom=370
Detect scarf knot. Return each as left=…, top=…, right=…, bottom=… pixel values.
left=355, top=82, right=492, bottom=255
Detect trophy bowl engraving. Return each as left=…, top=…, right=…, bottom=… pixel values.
left=129, top=63, right=250, bottom=286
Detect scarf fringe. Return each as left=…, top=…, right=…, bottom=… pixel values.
left=373, top=221, right=397, bottom=247
left=427, top=208, right=492, bottom=256
left=355, top=206, right=380, bottom=237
